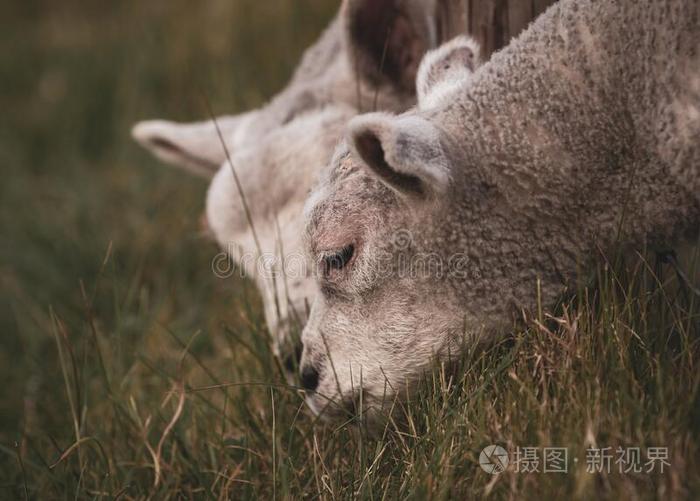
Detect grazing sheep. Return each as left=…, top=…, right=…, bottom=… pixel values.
left=131, top=0, right=469, bottom=366
left=300, top=0, right=700, bottom=417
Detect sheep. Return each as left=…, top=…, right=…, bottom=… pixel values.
left=130, top=0, right=470, bottom=369
left=299, top=0, right=700, bottom=418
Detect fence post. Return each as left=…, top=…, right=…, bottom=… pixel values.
left=445, top=0, right=558, bottom=59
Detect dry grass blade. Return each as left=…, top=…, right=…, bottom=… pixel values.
left=153, top=381, right=186, bottom=488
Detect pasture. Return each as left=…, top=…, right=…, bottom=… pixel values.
left=1, top=1, right=698, bottom=498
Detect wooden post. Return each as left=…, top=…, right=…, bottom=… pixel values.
left=443, top=0, right=558, bottom=59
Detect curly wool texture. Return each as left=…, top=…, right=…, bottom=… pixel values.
left=421, top=0, right=700, bottom=320
left=300, top=0, right=700, bottom=411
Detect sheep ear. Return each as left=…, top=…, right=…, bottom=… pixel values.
left=131, top=116, right=243, bottom=179
left=343, top=0, right=439, bottom=93
left=348, top=112, right=450, bottom=198
left=416, top=35, right=481, bottom=109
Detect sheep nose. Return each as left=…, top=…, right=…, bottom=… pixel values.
left=300, top=365, right=320, bottom=392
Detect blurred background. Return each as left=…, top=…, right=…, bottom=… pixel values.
left=2, top=2, right=698, bottom=498
left=0, top=0, right=336, bottom=450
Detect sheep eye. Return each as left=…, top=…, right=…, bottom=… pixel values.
left=322, top=244, right=354, bottom=274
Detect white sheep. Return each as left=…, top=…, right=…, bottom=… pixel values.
left=130, top=0, right=471, bottom=369
left=300, top=0, right=700, bottom=418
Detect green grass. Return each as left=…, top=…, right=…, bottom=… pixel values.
left=1, top=1, right=699, bottom=499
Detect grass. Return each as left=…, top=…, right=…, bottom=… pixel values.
left=1, top=1, right=698, bottom=499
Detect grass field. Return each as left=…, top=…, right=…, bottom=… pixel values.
left=1, top=1, right=699, bottom=499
